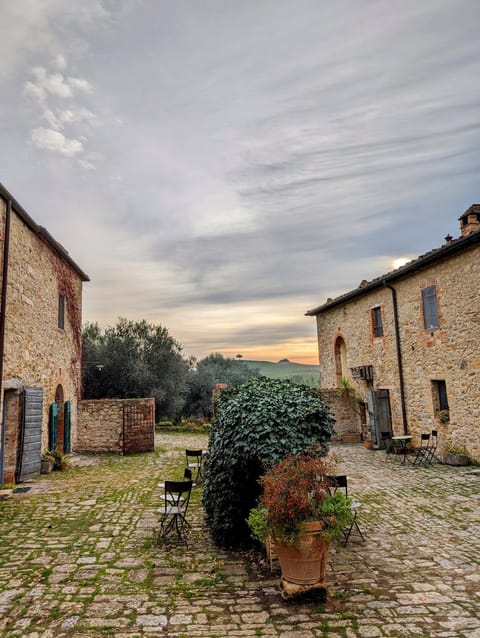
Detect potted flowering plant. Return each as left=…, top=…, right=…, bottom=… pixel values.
left=248, top=451, right=353, bottom=597
left=51, top=449, right=70, bottom=471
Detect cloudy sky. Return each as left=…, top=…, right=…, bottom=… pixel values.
left=1, top=1, right=479, bottom=363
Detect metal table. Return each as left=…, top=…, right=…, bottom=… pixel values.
left=391, top=435, right=412, bottom=465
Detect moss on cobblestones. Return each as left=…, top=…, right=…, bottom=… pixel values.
left=0, top=433, right=479, bottom=637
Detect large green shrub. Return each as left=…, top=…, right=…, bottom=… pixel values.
left=202, top=377, right=335, bottom=547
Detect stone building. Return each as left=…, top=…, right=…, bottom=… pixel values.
left=306, top=204, right=480, bottom=462
left=0, top=183, right=89, bottom=483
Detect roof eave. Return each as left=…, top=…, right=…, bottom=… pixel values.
left=0, top=182, right=90, bottom=282
left=306, top=230, right=480, bottom=316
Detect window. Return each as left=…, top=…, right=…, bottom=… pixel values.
left=371, top=306, right=383, bottom=338
left=422, top=285, right=439, bottom=329
left=58, top=293, right=65, bottom=330
left=431, top=380, right=449, bottom=412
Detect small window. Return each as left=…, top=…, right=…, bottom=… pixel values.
left=431, top=380, right=449, bottom=412
left=372, top=306, right=383, bottom=338
left=422, top=285, right=439, bottom=329
left=58, top=293, right=65, bottom=330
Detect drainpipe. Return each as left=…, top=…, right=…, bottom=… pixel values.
left=383, top=281, right=408, bottom=435
left=0, top=198, right=11, bottom=483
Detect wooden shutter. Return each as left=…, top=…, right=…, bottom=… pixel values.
left=422, top=286, right=439, bottom=329
left=64, top=401, right=72, bottom=453
left=49, top=402, right=58, bottom=450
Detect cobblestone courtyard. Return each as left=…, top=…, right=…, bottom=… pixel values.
left=0, top=432, right=479, bottom=637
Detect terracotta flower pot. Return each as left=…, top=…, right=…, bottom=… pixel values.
left=276, top=521, right=330, bottom=586
left=265, top=535, right=278, bottom=561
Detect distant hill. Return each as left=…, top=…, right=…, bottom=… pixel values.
left=239, top=359, right=320, bottom=387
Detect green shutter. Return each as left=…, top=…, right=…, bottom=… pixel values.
left=64, top=401, right=72, bottom=453
left=49, top=403, right=58, bottom=450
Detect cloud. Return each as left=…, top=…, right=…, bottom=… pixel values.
left=78, top=159, right=96, bottom=170
left=26, top=67, right=93, bottom=105
left=41, top=108, right=62, bottom=130
left=23, top=80, right=47, bottom=106
left=53, top=54, right=67, bottom=70
left=22, top=56, right=98, bottom=167
left=68, top=77, right=93, bottom=93
left=3, top=1, right=480, bottom=363
left=59, top=108, right=96, bottom=125
left=30, top=67, right=72, bottom=99
left=0, top=1, right=113, bottom=80
left=31, top=127, right=83, bottom=157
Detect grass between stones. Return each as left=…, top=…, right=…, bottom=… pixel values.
left=1, top=434, right=479, bottom=636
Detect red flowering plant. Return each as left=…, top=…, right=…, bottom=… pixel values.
left=248, top=451, right=353, bottom=546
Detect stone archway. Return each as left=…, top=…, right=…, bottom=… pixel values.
left=334, top=336, right=348, bottom=387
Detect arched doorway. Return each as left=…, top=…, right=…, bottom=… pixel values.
left=334, top=336, right=348, bottom=387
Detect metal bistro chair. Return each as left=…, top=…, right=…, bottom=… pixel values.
left=381, top=431, right=392, bottom=447
left=326, top=475, right=365, bottom=546
left=185, top=449, right=204, bottom=483
left=158, top=479, right=193, bottom=544
left=158, top=467, right=192, bottom=498
left=411, top=433, right=431, bottom=466
left=424, top=430, right=438, bottom=465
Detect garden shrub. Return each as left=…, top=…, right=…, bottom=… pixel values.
left=202, top=377, right=335, bottom=547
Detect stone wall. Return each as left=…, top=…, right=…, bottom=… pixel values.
left=313, top=243, right=480, bottom=461
left=319, top=389, right=363, bottom=440
left=77, top=398, right=155, bottom=454
left=2, top=389, right=22, bottom=483
left=0, top=197, right=86, bottom=480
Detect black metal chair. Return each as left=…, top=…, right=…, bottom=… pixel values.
left=411, top=433, right=431, bottom=466
left=388, top=437, right=405, bottom=462
left=424, top=430, right=438, bottom=464
left=185, top=449, right=204, bottom=482
left=158, top=479, right=193, bottom=544
left=159, top=467, right=192, bottom=496
left=326, top=475, right=365, bottom=546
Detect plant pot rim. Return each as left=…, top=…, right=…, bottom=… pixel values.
left=274, top=520, right=325, bottom=546
left=303, top=521, right=323, bottom=532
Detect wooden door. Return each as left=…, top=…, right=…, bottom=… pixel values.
left=367, top=389, right=392, bottom=448
left=17, top=387, right=43, bottom=482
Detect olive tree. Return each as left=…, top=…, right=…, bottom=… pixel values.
left=82, top=318, right=189, bottom=421
left=183, top=353, right=260, bottom=419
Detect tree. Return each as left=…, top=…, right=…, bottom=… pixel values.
left=82, top=318, right=189, bottom=421
left=202, top=377, right=335, bottom=547
left=183, top=353, right=259, bottom=419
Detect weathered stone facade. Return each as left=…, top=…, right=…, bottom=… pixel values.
left=318, top=389, right=364, bottom=440
left=77, top=398, right=155, bottom=454
left=307, top=206, right=480, bottom=462
left=0, top=185, right=89, bottom=482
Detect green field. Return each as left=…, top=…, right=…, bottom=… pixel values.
left=239, top=358, right=320, bottom=387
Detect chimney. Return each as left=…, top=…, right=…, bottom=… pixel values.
left=459, top=204, right=480, bottom=236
